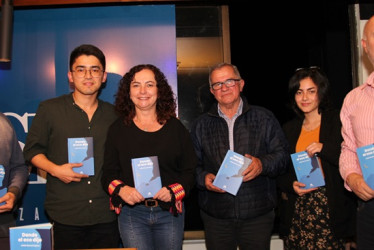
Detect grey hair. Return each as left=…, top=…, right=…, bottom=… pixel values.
left=208, top=63, right=241, bottom=85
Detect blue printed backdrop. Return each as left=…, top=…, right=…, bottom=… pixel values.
left=0, top=5, right=176, bottom=225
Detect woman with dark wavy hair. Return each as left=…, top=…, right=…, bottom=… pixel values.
left=101, top=64, right=197, bottom=250
left=277, top=67, right=356, bottom=249
left=114, top=64, right=177, bottom=125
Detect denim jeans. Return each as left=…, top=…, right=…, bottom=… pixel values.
left=119, top=204, right=185, bottom=250
left=200, top=209, right=275, bottom=250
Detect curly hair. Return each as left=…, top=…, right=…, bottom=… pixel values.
left=288, top=66, right=332, bottom=118
left=115, top=64, right=176, bottom=125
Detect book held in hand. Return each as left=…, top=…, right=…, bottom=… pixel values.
left=356, top=144, right=374, bottom=189
left=0, top=165, right=7, bottom=205
left=9, top=222, right=53, bottom=250
left=290, top=151, right=325, bottom=189
left=132, top=156, right=162, bottom=198
left=213, top=150, right=252, bottom=196
left=68, top=137, right=94, bottom=176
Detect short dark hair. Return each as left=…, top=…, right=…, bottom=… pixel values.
left=69, top=44, right=106, bottom=71
left=115, top=64, right=176, bottom=125
left=288, top=67, right=331, bottom=117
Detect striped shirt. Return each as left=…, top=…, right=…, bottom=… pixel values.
left=340, top=71, right=374, bottom=190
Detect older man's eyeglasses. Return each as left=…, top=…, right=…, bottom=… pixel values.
left=72, top=67, right=104, bottom=78
left=210, top=79, right=241, bottom=90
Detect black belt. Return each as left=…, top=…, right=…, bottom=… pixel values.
left=140, top=199, right=159, bottom=207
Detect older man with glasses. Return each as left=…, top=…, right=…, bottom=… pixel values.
left=190, top=62, right=289, bottom=250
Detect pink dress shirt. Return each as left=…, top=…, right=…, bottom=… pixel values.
left=340, top=72, right=374, bottom=190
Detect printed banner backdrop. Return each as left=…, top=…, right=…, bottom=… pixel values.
left=0, top=4, right=176, bottom=225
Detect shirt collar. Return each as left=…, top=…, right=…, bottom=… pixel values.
left=365, top=71, right=374, bottom=88
left=218, top=98, right=243, bottom=119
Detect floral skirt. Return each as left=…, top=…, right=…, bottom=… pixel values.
left=283, top=187, right=345, bottom=250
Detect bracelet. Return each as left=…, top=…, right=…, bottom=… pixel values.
left=167, top=183, right=185, bottom=215
left=108, top=180, right=124, bottom=195
left=108, top=180, right=125, bottom=214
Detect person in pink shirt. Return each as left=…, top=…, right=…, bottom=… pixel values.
left=340, top=15, right=374, bottom=249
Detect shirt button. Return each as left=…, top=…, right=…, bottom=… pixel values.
left=89, top=200, right=92, bottom=203
left=88, top=181, right=91, bottom=184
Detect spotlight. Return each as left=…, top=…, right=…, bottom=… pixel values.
left=0, top=0, right=14, bottom=62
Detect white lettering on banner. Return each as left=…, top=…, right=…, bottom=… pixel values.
left=4, top=112, right=46, bottom=184
left=4, top=112, right=35, bottom=133
left=19, top=207, right=24, bottom=221
left=35, top=207, right=40, bottom=221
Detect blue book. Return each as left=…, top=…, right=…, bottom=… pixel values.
left=356, top=144, right=374, bottom=189
left=213, top=150, right=252, bottom=196
left=9, top=222, right=53, bottom=250
left=132, top=156, right=162, bottom=198
left=0, top=165, right=7, bottom=206
left=67, top=137, right=94, bottom=176
left=291, top=151, right=325, bottom=189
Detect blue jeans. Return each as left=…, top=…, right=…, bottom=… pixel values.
left=118, top=204, right=185, bottom=250
left=200, top=209, right=275, bottom=250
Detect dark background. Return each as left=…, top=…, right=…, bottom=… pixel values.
left=229, top=0, right=355, bottom=125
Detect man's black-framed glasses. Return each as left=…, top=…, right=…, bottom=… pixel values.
left=72, top=67, right=104, bottom=78
left=210, top=78, right=241, bottom=90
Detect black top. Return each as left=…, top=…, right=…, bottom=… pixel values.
left=101, top=117, right=196, bottom=198
left=277, top=109, right=356, bottom=238
left=23, top=93, right=118, bottom=226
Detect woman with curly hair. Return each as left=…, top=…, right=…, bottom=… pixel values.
left=101, top=64, right=197, bottom=250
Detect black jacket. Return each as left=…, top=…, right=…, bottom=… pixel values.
left=190, top=97, right=289, bottom=219
left=277, top=109, right=356, bottom=238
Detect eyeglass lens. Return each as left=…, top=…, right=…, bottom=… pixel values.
left=73, top=67, right=103, bottom=78
left=211, top=79, right=240, bottom=90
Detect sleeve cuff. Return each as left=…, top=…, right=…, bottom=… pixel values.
left=8, top=186, right=20, bottom=200
left=108, top=180, right=125, bottom=215
left=168, top=183, right=185, bottom=201
left=108, top=180, right=124, bottom=196
left=167, top=183, right=185, bottom=215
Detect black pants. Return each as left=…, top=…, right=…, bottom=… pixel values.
left=200, top=210, right=275, bottom=250
left=357, top=199, right=374, bottom=250
left=53, top=220, right=120, bottom=249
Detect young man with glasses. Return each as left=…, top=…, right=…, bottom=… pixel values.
left=190, top=63, right=289, bottom=250
left=23, top=44, right=120, bottom=249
